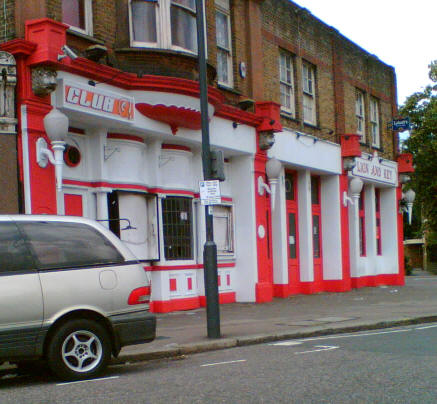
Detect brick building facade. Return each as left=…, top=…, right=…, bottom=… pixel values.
left=0, top=0, right=413, bottom=310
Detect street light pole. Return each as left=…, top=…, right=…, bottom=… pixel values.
left=195, top=0, right=221, bottom=338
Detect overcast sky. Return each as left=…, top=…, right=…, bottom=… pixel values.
left=293, top=0, right=436, bottom=106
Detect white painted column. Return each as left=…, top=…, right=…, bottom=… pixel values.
left=231, top=155, right=258, bottom=302
left=348, top=189, right=361, bottom=278
left=95, top=188, right=112, bottom=227
left=380, top=187, right=399, bottom=274
left=271, top=169, right=289, bottom=285
left=298, top=170, right=313, bottom=282
left=146, top=139, right=162, bottom=187
left=365, top=184, right=377, bottom=276
left=150, top=193, right=170, bottom=303
left=320, top=175, right=343, bottom=280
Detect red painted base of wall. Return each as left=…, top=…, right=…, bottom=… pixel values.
left=150, top=297, right=200, bottom=313
left=273, top=274, right=402, bottom=298
left=150, top=292, right=236, bottom=313
left=351, top=274, right=404, bottom=288
left=199, top=292, right=236, bottom=306
left=256, top=282, right=273, bottom=303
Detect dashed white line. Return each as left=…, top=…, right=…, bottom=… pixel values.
left=415, top=324, right=437, bottom=330
left=201, top=359, right=247, bottom=367
left=56, top=376, right=119, bottom=386
left=269, top=341, right=303, bottom=346
left=295, top=345, right=339, bottom=355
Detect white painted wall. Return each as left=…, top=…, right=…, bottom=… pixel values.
left=270, top=129, right=341, bottom=175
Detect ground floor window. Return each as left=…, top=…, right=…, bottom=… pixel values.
left=212, top=205, right=234, bottom=255
left=162, top=196, right=193, bottom=260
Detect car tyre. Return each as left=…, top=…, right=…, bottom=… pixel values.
left=47, top=319, right=111, bottom=381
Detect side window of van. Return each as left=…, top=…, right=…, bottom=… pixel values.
left=17, top=221, right=125, bottom=270
left=0, top=222, right=35, bottom=273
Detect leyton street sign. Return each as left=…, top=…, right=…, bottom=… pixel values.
left=391, top=117, right=410, bottom=131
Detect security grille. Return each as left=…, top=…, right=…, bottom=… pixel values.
left=162, top=197, right=193, bottom=260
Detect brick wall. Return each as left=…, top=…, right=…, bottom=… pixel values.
left=257, top=0, right=397, bottom=155
left=0, top=0, right=15, bottom=43
left=5, top=0, right=398, bottom=159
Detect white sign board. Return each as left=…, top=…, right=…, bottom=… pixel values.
left=352, top=155, right=397, bottom=186
left=199, top=180, right=221, bottom=205
left=56, top=79, right=135, bottom=123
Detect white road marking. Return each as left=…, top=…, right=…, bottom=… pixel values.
left=415, top=324, right=437, bottom=330
left=201, top=359, right=247, bottom=367
left=56, top=376, right=119, bottom=386
left=296, top=328, right=410, bottom=343
left=295, top=345, right=339, bottom=355
left=269, top=341, right=303, bottom=346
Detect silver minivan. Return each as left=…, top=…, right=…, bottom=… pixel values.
left=0, top=215, right=156, bottom=380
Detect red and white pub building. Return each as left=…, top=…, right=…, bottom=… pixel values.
left=2, top=19, right=414, bottom=313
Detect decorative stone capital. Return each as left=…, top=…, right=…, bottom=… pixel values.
left=32, top=66, right=58, bottom=96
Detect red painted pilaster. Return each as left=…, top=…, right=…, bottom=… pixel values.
left=339, top=172, right=352, bottom=291
left=254, top=151, right=273, bottom=302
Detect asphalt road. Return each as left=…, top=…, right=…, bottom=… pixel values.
left=2, top=324, right=437, bottom=403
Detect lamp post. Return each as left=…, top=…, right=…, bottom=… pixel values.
left=36, top=107, right=69, bottom=190
left=195, top=0, right=220, bottom=338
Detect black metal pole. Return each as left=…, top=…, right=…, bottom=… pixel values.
left=195, top=0, right=221, bottom=338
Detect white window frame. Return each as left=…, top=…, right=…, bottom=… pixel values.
left=62, top=0, right=93, bottom=36
left=279, top=50, right=295, bottom=116
left=129, top=0, right=201, bottom=54
left=355, top=90, right=366, bottom=142
left=370, top=97, right=380, bottom=148
left=212, top=204, right=235, bottom=257
left=215, top=0, right=233, bottom=88
left=302, top=61, right=316, bottom=125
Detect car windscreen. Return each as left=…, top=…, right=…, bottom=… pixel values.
left=17, top=221, right=125, bottom=270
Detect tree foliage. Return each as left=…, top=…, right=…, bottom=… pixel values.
left=399, top=61, right=437, bottom=238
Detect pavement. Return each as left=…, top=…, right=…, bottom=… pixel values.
left=118, top=269, right=437, bottom=363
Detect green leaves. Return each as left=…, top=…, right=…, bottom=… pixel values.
left=399, top=60, right=437, bottom=235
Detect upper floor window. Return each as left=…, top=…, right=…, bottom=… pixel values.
left=62, top=0, right=93, bottom=36
left=355, top=90, right=366, bottom=142
left=130, top=0, right=198, bottom=53
left=302, top=61, right=317, bottom=125
left=370, top=97, right=380, bottom=148
left=216, top=0, right=233, bottom=87
left=279, top=50, right=295, bottom=116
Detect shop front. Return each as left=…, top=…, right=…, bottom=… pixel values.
left=3, top=18, right=287, bottom=313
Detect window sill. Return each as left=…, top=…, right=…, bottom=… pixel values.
left=217, top=84, right=240, bottom=95
left=115, top=47, right=198, bottom=60
left=303, top=122, right=320, bottom=130
left=280, top=111, right=299, bottom=122
left=66, top=28, right=104, bottom=45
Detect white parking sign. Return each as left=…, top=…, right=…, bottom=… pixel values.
left=199, top=180, right=221, bottom=205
